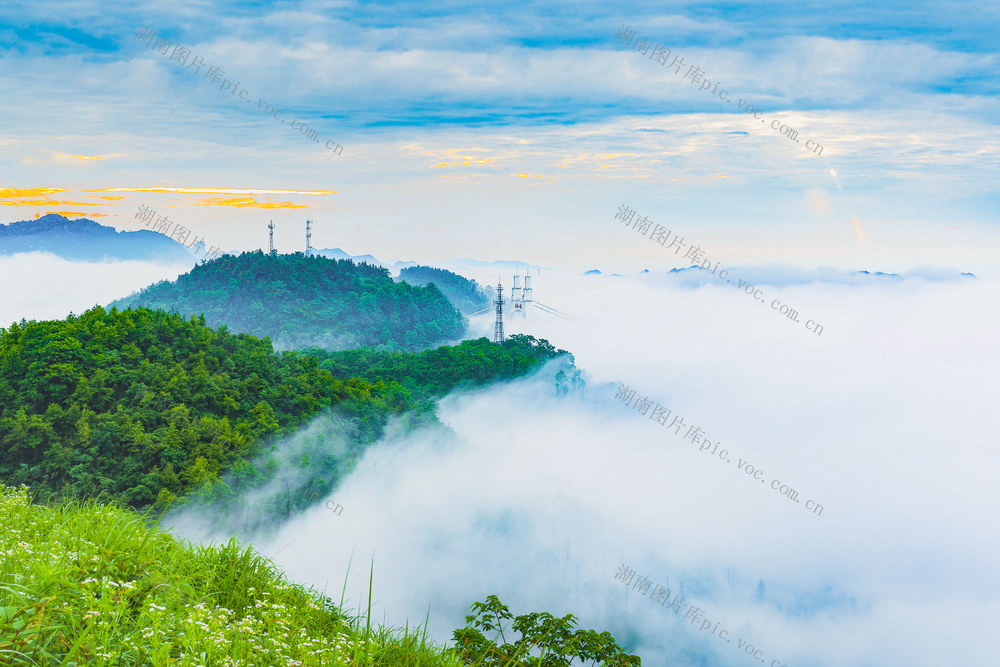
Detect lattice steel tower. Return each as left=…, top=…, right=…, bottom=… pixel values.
left=268, top=220, right=275, bottom=254
left=493, top=280, right=505, bottom=344
left=305, top=219, right=313, bottom=255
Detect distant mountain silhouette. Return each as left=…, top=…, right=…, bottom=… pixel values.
left=853, top=270, right=903, bottom=280
left=310, top=247, right=385, bottom=266
left=0, top=214, right=193, bottom=262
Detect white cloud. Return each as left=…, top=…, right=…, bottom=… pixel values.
left=157, top=269, right=1000, bottom=665
left=0, top=253, right=189, bottom=326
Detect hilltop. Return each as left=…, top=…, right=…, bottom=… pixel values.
left=110, top=251, right=466, bottom=352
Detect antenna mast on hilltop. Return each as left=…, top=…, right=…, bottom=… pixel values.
left=493, top=281, right=505, bottom=344
left=268, top=220, right=275, bottom=254
left=305, top=219, right=313, bottom=256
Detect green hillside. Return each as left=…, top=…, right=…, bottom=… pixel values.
left=397, top=265, right=492, bottom=315
left=310, top=335, right=573, bottom=398
left=0, top=306, right=568, bottom=526
left=110, top=252, right=466, bottom=352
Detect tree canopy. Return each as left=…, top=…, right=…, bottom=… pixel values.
left=397, top=264, right=492, bottom=314
left=111, top=251, right=467, bottom=351
left=0, top=306, right=572, bottom=529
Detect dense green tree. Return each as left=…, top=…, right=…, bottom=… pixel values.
left=110, top=251, right=466, bottom=351
left=397, top=264, right=492, bottom=314
left=454, top=595, right=640, bottom=666
left=0, top=307, right=573, bottom=530
left=309, top=334, right=572, bottom=401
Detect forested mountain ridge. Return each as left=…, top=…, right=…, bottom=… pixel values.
left=0, top=305, right=382, bottom=507
left=310, top=336, right=578, bottom=400
left=0, top=306, right=571, bottom=521
left=397, top=264, right=492, bottom=314
left=0, top=214, right=192, bottom=262
left=110, top=251, right=466, bottom=352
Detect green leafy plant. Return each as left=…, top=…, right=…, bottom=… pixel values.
left=453, top=595, right=640, bottom=666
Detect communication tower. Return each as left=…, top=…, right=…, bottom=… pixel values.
left=493, top=281, right=505, bottom=344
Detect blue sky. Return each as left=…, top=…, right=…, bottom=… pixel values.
left=0, top=0, right=997, bottom=271
left=2, top=4, right=1000, bottom=665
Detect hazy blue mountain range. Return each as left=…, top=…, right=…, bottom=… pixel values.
left=0, top=214, right=193, bottom=262
left=310, top=247, right=386, bottom=266
left=638, top=265, right=977, bottom=286
left=309, top=248, right=428, bottom=276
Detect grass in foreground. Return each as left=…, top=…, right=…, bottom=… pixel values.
left=0, top=485, right=639, bottom=666
left=0, top=485, right=460, bottom=666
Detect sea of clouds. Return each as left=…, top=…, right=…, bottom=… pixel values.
left=6, top=252, right=997, bottom=666
left=242, top=266, right=1000, bottom=666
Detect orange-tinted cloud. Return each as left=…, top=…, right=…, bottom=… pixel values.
left=196, top=197, right=307, bottom=209
left=0, top=187, right=66, bottom=198
left=0, top=199, right=101, bottom=207
left=86, top=187, right=336, bottom=195
left=54, top=154, right=103, bottom=161
left=93, top=195, right=125, bottom=200
left=434, top=156, right=494, bottom=168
